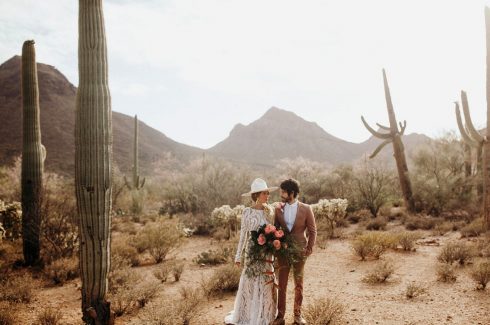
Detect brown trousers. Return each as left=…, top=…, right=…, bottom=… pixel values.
left=275, top=255, right=306, bottom=318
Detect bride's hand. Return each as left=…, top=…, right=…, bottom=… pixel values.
left=235, top=262, right=241, bottom=267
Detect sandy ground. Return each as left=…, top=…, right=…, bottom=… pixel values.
left=11, top=225, right=490, bottom=325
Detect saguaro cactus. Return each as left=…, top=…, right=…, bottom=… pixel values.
left=361, top=69, right=415, bottom=213
left=484, top=6, right=490, bottom=230
left=75, top=0, right=114, bottom=323
left=124, top=115, right=145, bottom=215
left=454, top=91, right=483, bottom=196
left=21, top=40, right=45, bottom=266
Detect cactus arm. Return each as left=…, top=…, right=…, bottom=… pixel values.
left=461, top=91, right=485, bottom=143
left=455, top=102, right=481, bottom=148
left=369, top=139, right=392, bottom=159
left=398, top=120, right=407, bottom=135
left=376, top=123, right=391, bottom=131
left=361, top=116, right=393, bottom=139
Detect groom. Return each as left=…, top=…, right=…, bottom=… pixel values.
left=273, top=179, right=317, bottom=325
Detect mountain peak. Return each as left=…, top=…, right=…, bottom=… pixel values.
left=262, top=106, right=298, bottom=120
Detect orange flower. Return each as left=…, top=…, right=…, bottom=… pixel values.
left=273, top=239, right=281, bottom=250
left=274, top=230, right=284, bottom=238
left=264, top=224, right=276, bottom=234
left=258, top=234, right=266, bottom=245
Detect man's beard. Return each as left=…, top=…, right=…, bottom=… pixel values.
left=281, top=196, right=289, bottom=203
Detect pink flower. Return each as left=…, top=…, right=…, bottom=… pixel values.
left=273, top=240, right=281, bottom=250
left=274, top=230, right=284, bottom=238
left=264, top=224, right=276, bottom=234
left=258, top=234, right=266, bottom=245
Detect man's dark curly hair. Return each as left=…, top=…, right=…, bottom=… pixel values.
left=280, top=178, right=300, bottom=198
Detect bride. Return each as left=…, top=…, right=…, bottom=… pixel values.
left=224, top=178, right=278, bottom=325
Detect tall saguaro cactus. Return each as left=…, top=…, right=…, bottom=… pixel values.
left=361, top=69, right=415, bottom=213
left=75, top=0, right=114, bottom=323
left=484, top=6, right=490, bottom=230
left=21, top=40, right=45, bottom=266
left=124, top=115, right=145, bottom=215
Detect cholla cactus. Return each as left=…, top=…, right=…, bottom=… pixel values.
left=211, top=204, right=247, bottom=238
left=311, top=198, right=348, bottom=236
left=0, top=200, right=22, bottom=240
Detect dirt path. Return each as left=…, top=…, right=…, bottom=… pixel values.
left=11, top=231, right=490, bottom=324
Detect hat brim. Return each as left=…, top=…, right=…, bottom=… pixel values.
left=241, top=186, right=278, bottom=197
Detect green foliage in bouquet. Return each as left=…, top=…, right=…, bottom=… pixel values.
left=245, top=223, right=301, bottom=277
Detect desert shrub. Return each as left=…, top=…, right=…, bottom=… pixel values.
left=460, top=218, right=486, bottom=238
left=432, top=222, right=454, bottom=236
left=134, top=220, right=184, bottom=263
left=411, top=133, right=475, bottom=215
left=470, top=260, right=490, bottom=290
left=143, top=286, right=204, bottom=325
left=202, top=264, right=241, bottom=298
left=153, top=263, right=172, bottom=283
left=111, top=235, right=139, bottom=267
left=44, top=257, right=79, bottom=285
left=194, top=247, right=233, bottom=265
left=303, top=297, right=345, bottom=325
left=404, top=215, right=437, bottom=231
left=362, top=260, right=395, bottom=284
left=0, top=302, right=16, bottom=325
left=346, top=209, right=372, bottom=225
left=441, top=210, right=472, bottom=222
left=40, top=173, right=78, bottom=262
left=157, top=158, right=252, bottom=215
left=405, top=282, right=427, bottom=299
left=0, top=158, right=21, bottom=202
left=437, top=241, right=475, bottom=265
left=351, top=232, right=397, bottom=260
left=353, top=162, right=397, bottom=217
left=365, top=217, right=387, bottom=231
left=172, top=261, right=185, bottom=282
left=136, top=282, right=160, bottom=308
left=396, top=232, right=422, bottom=251
left=0, top=274, right=34, bottom=303
left=35, top=308, right=62, bottom=325
left=436, top=263, right=457, bottom=283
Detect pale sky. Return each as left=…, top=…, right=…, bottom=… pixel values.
left=1, top=0, right=490, bottom=149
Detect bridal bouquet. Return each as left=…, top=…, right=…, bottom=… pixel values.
left=245, top=222, right=300, bottom=278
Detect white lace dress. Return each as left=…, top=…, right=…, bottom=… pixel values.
left=224, top=207, right=277, bottom=325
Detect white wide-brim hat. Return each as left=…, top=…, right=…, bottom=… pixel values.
left=241, top=178, right=278, bottom=197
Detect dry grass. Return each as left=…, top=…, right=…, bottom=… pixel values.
left=470, top=260, right=490, bottom=290
left=0, top=302, right=16, bottom=325
left=437, top=241, right=475, bottom=266
left=35, top=308, right=62, bottom=325
left=460, top=218, right=486, bottom=238
left=143, top=286, right=204, bottom=325
left=153, top=263, right=172, bottom=283
left=351, top=232, right=397, bottom=260
left=194, top=246, right=233, bottom=265
left=171, top=260, right=185, bottom=282
left=0, top=274, right=34, bottom=303
left=302, top=297, right=345, bottom=325
left=405, top=282, right=427, bottom=299
left=396, top=231, right=422, bottom=251
left=111, top=234, right=140, bottom=267
left=202, top=264, right=241, bottom=298
left=436, top=263, right=457, bottom=283
left=44, top=257, right=79, bottom=285
left=404, top=215, right=437, bottom=231
left=365, top=217, right=387, bottom=231
left=362, top=260, right=395, bottom=284
left=133, top=220, right=184, bottom=264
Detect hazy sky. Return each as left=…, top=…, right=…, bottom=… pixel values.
left=1, top=0, right=490, bottom=149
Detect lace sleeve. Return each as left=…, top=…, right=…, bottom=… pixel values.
left=235, top=208, right=250, bottom=263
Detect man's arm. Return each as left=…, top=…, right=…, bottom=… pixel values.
left=305, top=205, right=317, bottom=256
